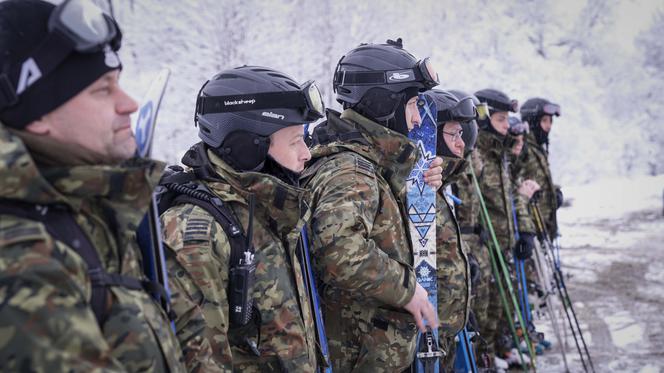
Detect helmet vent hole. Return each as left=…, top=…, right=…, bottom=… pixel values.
left=284, top=81, right=300, bottom=89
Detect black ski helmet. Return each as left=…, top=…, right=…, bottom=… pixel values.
left=520, top=97, right=560, bottom=146
left=333, top=38, right=439, bottom=135
left=195, top=66, right=324, bottom=171
left=427, top=89, right=477, bottom=158
left=475, top=88, right=518, bottom=136
left=449, top=89, right=480, bottom=156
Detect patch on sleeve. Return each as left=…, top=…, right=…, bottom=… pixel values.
left=355, top=156, right=376, bottom=178
left=0, top=218, right=49, bottom=247
left=183, top=217, right=213, bottom=243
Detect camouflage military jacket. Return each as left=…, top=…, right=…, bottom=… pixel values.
left=519, top=132, right=558, bottom=236
left=302, top=109, right=420, bottom=371
left=160, top=144, right=318, bottom=372
left=304, top=109, right=419, bottom=308
left=474, top=131, right=534, bottom=252
left=452, top=151, right=484, bottom=249
left=436, top=157, right=471, bottom=339
left=0, top=125, right=185, bottom=372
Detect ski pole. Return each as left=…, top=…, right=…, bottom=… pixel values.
left=532, top=240, right=570, bottom=372
left=470, top=166, right=537, bottom=370
left=531, top=201, right=595, bottom=373
left=300, top=227, right=333, bottom=373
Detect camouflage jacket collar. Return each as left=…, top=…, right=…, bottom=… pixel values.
left=197, top=145, right=309, bottom=234
left=477, top=130, right=509, bottom=159
left=310, top=109, right=419, bottom=197
left=0, top=124, right=162, bottom=214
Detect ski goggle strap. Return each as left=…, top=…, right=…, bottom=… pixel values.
left=333, top=57, right=440, bottom=89
left=197, top=80, right=325, bottom=122
left=437, top=96, right=478, bottom=123
left=484, top=97, right=519, bottom=113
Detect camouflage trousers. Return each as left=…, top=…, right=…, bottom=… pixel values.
left=439, top=335, right=457, bottom=371
left=323, top=296, right=417, bottom=373
left=464, top=234, right=499, bottom=361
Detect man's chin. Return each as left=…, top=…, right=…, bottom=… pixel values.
left=110, top=140, right=138, bottom=163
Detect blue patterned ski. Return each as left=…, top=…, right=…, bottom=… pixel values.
left=409, top=93, right=443, bottom=372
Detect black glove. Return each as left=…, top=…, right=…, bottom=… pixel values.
left=514, top=232, right=535, bottom=260
left=555, top=187, right=564, bottom=209
left=531, top=190, right=542, bottom=203
left=468, top=253, right=481, bottom=289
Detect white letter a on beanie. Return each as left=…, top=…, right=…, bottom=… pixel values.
left=16, top=58, right=42, bottom=95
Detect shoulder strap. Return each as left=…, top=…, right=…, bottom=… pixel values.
left=158, top=176, right=247, bottom=267
left=0, top=198, right=166, bottom=325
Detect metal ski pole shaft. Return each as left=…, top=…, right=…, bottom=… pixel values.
left=531, top=202, right=595, bottom=373
left=480, top=224, right=528, bottom=373
left=532, top=241, right=570, bottom=372
left=533, top=202, right=595, bottom=372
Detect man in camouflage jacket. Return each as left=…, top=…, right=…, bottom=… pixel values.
left=0, top=1, right=185, bottom=371
left=161, top=67, right=323, bottom=372
left=519, top=97, right=563, bottom=238
left=472, top=89, right=537, bottom=362
left=303, top=107, right=445, bottom=371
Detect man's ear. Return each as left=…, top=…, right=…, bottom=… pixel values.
left=24, top=116, right=52, bottom=135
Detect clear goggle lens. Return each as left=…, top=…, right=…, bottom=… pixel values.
left=306, top=82, right=324, bottom=117
left=422, top=57, right=439, bottom=84
left=543, top=103, right=561, bottom=116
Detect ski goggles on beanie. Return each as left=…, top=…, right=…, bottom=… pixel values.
left=437, top=96, right=478, bottom=123
left=522, top=102, right=561, bottom=117
left=333, top=57, right=439, bottom=90
left=0, top=0, right=122, bottom=128
left=196, top=80, right=325, bottom=123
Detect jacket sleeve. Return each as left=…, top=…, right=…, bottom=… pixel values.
left=161, top=205, right=231, bottom=373
left=0, top=217, right=126, bottom=372
left=514, top=185, right=536, bottom=234
left=307, top=155, right=416, bottom=308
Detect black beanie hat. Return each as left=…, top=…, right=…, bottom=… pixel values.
left=0, top=0, right=122, bottom=129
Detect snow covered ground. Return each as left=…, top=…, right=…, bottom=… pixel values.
left=534, top=175, right=664, bottom=372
